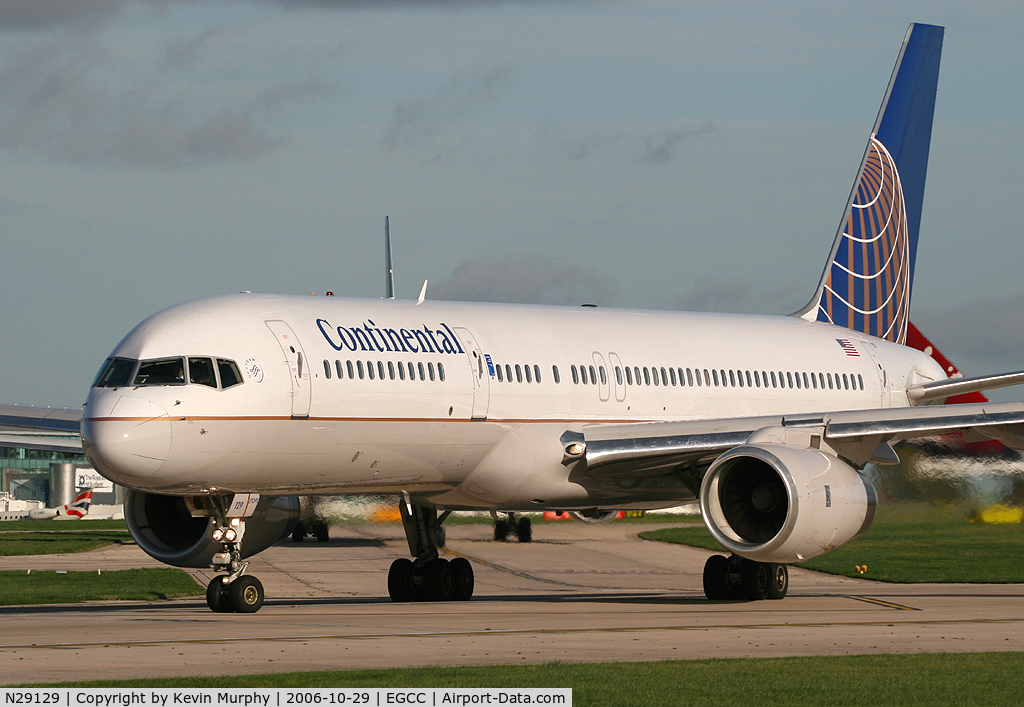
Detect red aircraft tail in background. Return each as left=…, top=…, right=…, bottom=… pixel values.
left=906, top=321, right=1007, bottom=454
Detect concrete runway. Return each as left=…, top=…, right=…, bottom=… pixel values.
left=1, top=521, right=1022, bottom=684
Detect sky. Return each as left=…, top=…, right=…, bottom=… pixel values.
left=3, top=0, right=1024, bottom=408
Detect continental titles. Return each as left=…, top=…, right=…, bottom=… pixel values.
left=317, top=318, right=465, bottom=356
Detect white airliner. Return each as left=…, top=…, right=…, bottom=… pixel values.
left=77, top=23, right=1024, bottom=613
left=0, top=489, right=93, bottom=522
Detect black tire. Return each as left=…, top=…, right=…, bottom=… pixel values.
left=206, top=575, right=233, bottom=612
left=315, top=522, right=330, bottom=542
left=493, top=519, right=509, bottom=542
left=517, top=517, right=532, bottom=543
left=436, top=526, right=446, bottom=548
left=388, top=558, right=418, bottom=602
left=449, top=557, right=474, bottom=601
left=424, top=558, right=454, bottom=601
left=767, top=563, right=789, bottom=600
left=230, top=576, right=265, bottom=613
left=291, top=522, right=305, bottom=543
left=740, top=559, right=770, bottom=601
left=702, top=555, right=730, bottom=600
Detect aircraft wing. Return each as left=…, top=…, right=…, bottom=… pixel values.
left=576, top=400, right=1024, bottom=479
left=0, top=404, right=83, bottom=453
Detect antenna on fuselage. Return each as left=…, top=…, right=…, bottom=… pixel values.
left=384, top=216, right=395, bottom=299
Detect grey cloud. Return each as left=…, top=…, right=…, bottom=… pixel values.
left=432, top=254, right=618, bottom=306
left=0, top=39, right=338, bottom=167
left=672, top=276, right=807, bottom=315
left=383, top=66, right=512, bottom=150
left=0, top=0, right=127, bottom=30
left=536, top=121, right=714, bottom=164
left=913, top=292, right=1024, bottom=376
left=640, top=121, right=714, bottom=164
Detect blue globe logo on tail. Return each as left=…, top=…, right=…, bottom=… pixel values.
left=799, top=23, right=943, bottom=346
left=818, top=136, right=910, bottom=343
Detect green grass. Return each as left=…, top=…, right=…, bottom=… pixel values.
left=0, top=568, right=202, bottom=605
left=25, top=653, right=1024, bottom=706
left=0, top=529, right=132, bottom=556
left=0, top=519, right=128, bottom=532
left=640, top=503, right=1024, bottom=583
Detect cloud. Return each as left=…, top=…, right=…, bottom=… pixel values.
left=536, top=120, right=715, bottom=164
left=382, top=66, right=512, bottom=151
left=640, top=121, right=714, bottom=164
left=431, top=254, right=618, bottom=306
left=0, top=1, right=129, bottom=31
left=913, top=291, right=1024, bottom=376
left=672, top=275, right=807, bottom=315
left=0, top=36, right=339, bottom=167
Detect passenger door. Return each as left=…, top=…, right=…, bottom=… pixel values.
left=265, top=320, right=311, bottom=418
left=454, top=327, right=489, bottom=421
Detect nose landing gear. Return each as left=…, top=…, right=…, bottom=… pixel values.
left=204, top=513, right=265, bottom=613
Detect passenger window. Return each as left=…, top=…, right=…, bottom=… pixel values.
left=827, top=373, right=833, bottom=389
left=534, top=365, right=541, bottom=383
left=686, top=368, right=693, bottom=387
left=377, top=361, right=385, bottom=380
left=135, top=358, right=185, bottom=387
left=388, top=361, right=396, bottom=380
left=858, top=374, right=864, bottom=390
left=787, top=372, right=793, bottom=389
left=418, top=362, right=426, bottom=381
left=644, top=367, right=651, bottom=386
left=357, top=361, right=365, bottom=379
left=652, top=367, right=659, bottom=386
left=754, top=370, right=760, bottom=388
left=625, top=366, right=633, bottom=385
left=615, top=366, right=623, bottom=386
left=496, top=364, right=504, bottom=382
left=398, top=361, right=406, bottom=380
left=599, top=366, right=607, bottom=385
left=505, top=364, right=512, bottom=382
left=217, top=359, right=243, bottom=389
left=322, top=360, right=332, bottom=380
left=745, top=371, right=752, bottom=387
left=516, top=364, right=523, bottom=383
left=336, top=360, right=344, bottom=379
left=367, top=361, right=375, bottom=380
left=712, top=369, right=719, bottom=387
left=660, top=367, right=668, bottom=385
left=811, top=372, right=818, bottom=389
left=428, top=362, right=435, bottom=381
left=589, top=365, right=597, bottom=385
left=794, top=372, right=801, bottom=389
left=348, top=361, right=355, bottom=379
left=189, top=357, right=217, bottom=388
left=843, top=373, right=849, bottom=390
left=729, top=370, right=736, bottom=387
left=581, top=366, right=588, bottom=385
left=802, top=372, right=809, bottom=389
left=770, top=371, right=777, bottom=388
left=438, top=363, right=446, bottom=381
left=524, top=365, right=532, bottom=383
left=552, top=365, right=560, bottom=384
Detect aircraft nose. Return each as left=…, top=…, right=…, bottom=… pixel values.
left=82, top=395, right=172, bottom=487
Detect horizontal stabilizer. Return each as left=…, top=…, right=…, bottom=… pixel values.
left=906, top=370, right=1024, bottom=404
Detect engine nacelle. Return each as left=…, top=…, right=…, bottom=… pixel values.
left=123, top=490, right=300, bottom=568
left=699, top=443, right=876, bottom=564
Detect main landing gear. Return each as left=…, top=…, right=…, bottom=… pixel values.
left=291, top=520, right=330, bottom=543
left=388, top=502, right=474, bottom=603
left=702, top=554, right=788, bottom=601
left=492, top=511, right=532, bottom=542
left=204, top=515, right=265, bottom=613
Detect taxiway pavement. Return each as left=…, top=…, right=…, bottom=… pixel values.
left=0, top=521, right=1021, bottom=684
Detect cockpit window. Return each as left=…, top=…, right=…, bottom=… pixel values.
left=188, top=358, right=217, bottom=388
left=134, top=358, right=186, bottom=386
left=218, top=359, right=243, bottom=389
left=93, top=357, right=137, bottom=388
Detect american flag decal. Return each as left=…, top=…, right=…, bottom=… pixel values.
left=836, top=339, right=860, bottom=357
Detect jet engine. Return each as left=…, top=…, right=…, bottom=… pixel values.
left=699, top=443, right=876, bottom=564
left=123, top=489, right=300, bottom=568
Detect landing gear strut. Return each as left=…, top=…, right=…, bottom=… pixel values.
left=702, top=554, right=788, bottom=601
left=491, top=511, right=532, bottom=542
left=388, top=501, right=474, bottom=603
left=203, top=506, right=265, bottom=613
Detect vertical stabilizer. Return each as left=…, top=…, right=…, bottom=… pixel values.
left=798, top=23, right=943, bottom=344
